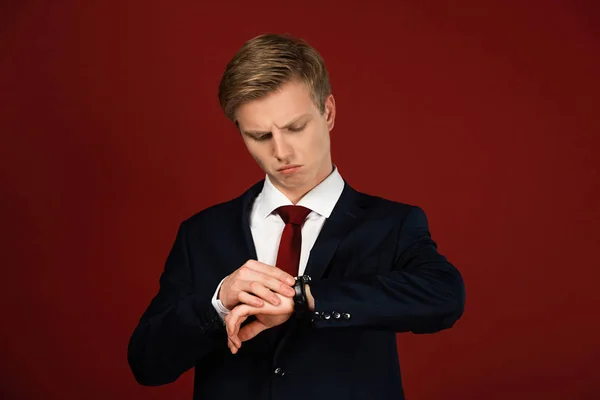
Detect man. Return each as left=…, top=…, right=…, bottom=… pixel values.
left=128, top=33, right=465, bottom=399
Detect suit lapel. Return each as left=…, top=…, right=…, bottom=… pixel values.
left=236, top=180, right=282, bottom=352
left=304, top=182, right=365, bottom=279
left=273, top=182, right=365, bottom=362
left=240, top=180, right=263, bottom=261
left=218, top=180, right=263, bottom=279
left=238, top=179, right=365, bottom=279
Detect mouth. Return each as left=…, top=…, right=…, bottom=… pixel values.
left=277, top=165, right=302, bottom=174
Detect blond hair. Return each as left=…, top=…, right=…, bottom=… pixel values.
left=218, top=33, right=331, bottom=122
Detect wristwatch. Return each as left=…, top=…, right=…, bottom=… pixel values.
left=292, top=275, right=311, bottom=317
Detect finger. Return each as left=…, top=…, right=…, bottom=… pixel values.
left=236, top=266, right=296, bottom=298
left=243, top=260, right=296, bottom=286
left=231, top=311, right=251, bottom=340
left=228, top=337, right=240, bottom=354
left=264, top=278, right=296, bottom=298
left=237, top=290, right=264, bottom=307
left=226, top=307, right=250, bottom=337
left=226, top=313, right=244, bottom=354
left=231, top=314, right=244, bottom=339
left=244, top=281, right=282, bottom=306
left=231, top=333, right=241, bottom=348
left=239, top=320, right=268, bottom=342
left=229, top=338, right=240, bottom=354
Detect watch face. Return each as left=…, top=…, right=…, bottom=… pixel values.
left=292, top=280, right=308, bottom=315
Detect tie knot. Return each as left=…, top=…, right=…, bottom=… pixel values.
left=276, top=205, right=312, bottom=225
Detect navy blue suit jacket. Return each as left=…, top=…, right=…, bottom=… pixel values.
left=128, top=180, right=465, bottom=399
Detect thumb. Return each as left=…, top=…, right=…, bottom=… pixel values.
left=238, top=320, right=268, bottom=342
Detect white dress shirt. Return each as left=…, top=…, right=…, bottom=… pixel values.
left=211, top=165, right=345, bottom=319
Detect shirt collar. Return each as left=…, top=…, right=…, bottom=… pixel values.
left=256, top=165, right=345, bottom=219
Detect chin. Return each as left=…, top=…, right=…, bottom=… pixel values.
left=279, top=176, right=305, bottom=187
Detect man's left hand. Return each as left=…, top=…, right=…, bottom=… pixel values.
left=225, top=293, right=294, bottom=354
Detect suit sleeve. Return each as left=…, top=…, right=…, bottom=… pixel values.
left=307, top=206, right=465, bottom=334
left=127, top=221, right=226, bottom=386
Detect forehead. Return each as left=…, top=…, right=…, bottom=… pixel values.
left=235, top=81, right=317, bottom=130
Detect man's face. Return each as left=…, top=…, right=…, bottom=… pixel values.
left=235, top=80, right=336, bottom=202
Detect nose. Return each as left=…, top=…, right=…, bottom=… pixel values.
left=272, top=131, right=292, bottom=161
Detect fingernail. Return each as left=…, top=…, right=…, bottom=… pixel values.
left=287, top=277, right=295, bottom=285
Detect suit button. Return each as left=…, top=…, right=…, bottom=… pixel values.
left=323, top=312, right=331, bottom=320
left=343, top=313, right=351, bottom=320
left=274, top=367, right=283, bottom=376
left=333, top=312, right=341, bottom=319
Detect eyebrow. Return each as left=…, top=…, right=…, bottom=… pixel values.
left=241, top=114, right=311, bottom=137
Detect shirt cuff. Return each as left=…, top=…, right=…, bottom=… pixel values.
left=211, top=277, right=231, bottom=321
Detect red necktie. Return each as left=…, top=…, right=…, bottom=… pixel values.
left=275, top=205, right=312, bottom=277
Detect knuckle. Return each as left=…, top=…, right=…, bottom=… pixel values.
left=278, top=281, right=289, bottom=292
left=268, top=277, right=279, bottom=287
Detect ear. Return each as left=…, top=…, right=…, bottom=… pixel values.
left=324, top=94, right=336, bottom=131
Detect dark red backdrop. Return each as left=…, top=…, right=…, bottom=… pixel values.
left=1, top=1, right=599, bottom=399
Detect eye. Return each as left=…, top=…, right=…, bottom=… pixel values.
left=254, top=133, right=272, bottom=141
left=288, top=124, right=306, bottom=133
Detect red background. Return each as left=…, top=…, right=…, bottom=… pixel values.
left=1, top=1, right=599, bottom=399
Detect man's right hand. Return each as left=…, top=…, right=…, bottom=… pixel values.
left=218, top=260, right=296, bottom=310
